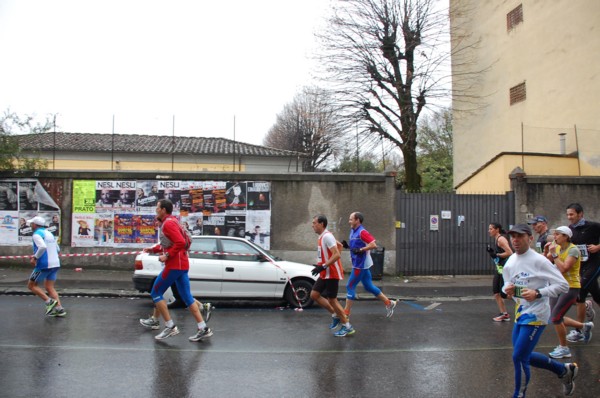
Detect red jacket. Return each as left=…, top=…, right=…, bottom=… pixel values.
left=150, top=215, right=189, bottom=271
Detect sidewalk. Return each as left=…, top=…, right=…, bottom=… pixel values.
left=0, top=265, right=492, bottom=300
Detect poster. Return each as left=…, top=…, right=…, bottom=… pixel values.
left=94, top=212, right=114, bottom=246
left=114, top=213, right=135, bottom=245
left=225, top=182, right=247, bottom=212
left=133, top=214, right=159, bottom=244
left=247, top=181, right=271, bottom=210
left=245, top=210, right=271, bottom=249
left=95, top=180, right=136, bottom=211
left=72, top=213, right=96, bottom=247
left=0, top=179, right=61, bottom=246
left=68, top=179, right=272, bottom=248
left=135, top=180, right=160, bottom=212
left=0, top=212, right=19, bottom=245
left=0, top=181, right=18, bottom=211
left=73, top=180, right=96, bottom=213
left=18, top=181, right=38, bottom=210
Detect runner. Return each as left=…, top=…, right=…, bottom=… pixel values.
left=144, top=199, right=212, bottom=342
left=343, top=212, right=397, bottom=318
left=26, top=216, right=67, bottom=317
left=309, top=214, right=355, bottom=337
left=502, top=224, right=577, bottom=397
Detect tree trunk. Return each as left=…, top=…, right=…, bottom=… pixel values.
left=403, top=142, right=421, bottom=191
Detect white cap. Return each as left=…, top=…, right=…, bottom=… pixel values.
left=553, top=226, right=572, bottom=238
left=26, top=216, right=47, bottom=227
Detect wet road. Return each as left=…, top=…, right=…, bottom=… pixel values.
left=0, top=295, right=598, bottom=398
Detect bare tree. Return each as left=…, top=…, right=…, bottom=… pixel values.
left=264, top=87, right=344, bottom=171
left=0, top=109, right=53, bottom=171
left=316, top=0, right=471, bottom=190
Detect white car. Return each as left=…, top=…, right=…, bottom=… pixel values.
left=133, top=235, right=316, bottom=308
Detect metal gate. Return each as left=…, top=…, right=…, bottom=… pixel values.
left=395, top=192, right=515, bottom=275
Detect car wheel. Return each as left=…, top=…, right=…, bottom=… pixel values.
left=285, top=279, right=314, bottom=308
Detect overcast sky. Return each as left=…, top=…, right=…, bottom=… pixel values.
left=0, top=0, right=332, bottom=145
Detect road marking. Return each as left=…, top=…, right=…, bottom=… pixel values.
left=424, top=302, right=441, bottom=311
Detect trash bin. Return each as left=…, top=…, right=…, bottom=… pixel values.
left=370, top=247, right=385, bottom=280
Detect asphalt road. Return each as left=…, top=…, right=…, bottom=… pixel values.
left=0, top=295, right=598, bottom=398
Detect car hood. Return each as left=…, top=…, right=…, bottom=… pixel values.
left=270, top=260, right=315, bottom=277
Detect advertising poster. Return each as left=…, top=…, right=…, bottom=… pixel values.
left=245, top=210, right=271, bottom=249
left=203, top=214, right=225, bottom=235
left=114, top=213, right=135, bottom=245
left=94, top=212, right=114, bottom=246
left=73, top=180, right=96, bottom=213
left=0, top=181, right=18, bottom=211
left=18, top=210, right=37, bottom=244
left=133, top=214, right=159, bottom=244
left=225, top=182, right=247, bottom=212
left=157, top=180, right=182, bottom=211
left=0, top=212, right=19, bottom=245
left=45, top=212, right=61, bottom=241
left=135, top=180, right=160, bottom=212
left=186, top=214, right=204, bottom=236
left=72, top=213, right=96, bottom=247
left=225, top=215, right=246, bottom=238
left=247, top=181, right=271, bottom=210
left=204, top=181, right=227, bottom=213
left=66, top=179, right=273, bottom=248
left=18, top=181, right=38, bottom=210
left=95, top=180, right=136, bottom=211
left=0, top=180, right=60, bottom=246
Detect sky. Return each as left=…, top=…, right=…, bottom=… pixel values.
left=0, top=0, right=332, bottom=145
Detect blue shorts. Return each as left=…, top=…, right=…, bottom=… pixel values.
left=29, top=267, right=59, bottom=283
left=150, top=268, right=194, bottom=307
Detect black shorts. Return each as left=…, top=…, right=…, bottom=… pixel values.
left=577, top=264, right=600, bottom=303
left=311, top=278, right=340, bottom=299
left=493, top=273, right=507, bottom=298
left=550, top=288, right=579, bottom=324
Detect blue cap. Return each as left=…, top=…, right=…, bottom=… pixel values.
left=527, top=215, right=547, bottom=225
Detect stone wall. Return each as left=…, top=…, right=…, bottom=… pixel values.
left=510, top=169, right=600, bottom=229
left=0, top=170, right=397, bottom=274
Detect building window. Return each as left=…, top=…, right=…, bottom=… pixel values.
left=510, top=82, right=526, bottom=105
left=507, top=4, right=523, bottom=31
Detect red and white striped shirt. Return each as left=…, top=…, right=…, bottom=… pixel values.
left=317, top=230, right=344, bottom=280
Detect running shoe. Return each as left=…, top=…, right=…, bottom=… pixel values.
left=492, top=313, right=510, bottom=322
left=582, top=322, right=594, bottom=343
left=155, top=325, right=179, bottom=340
left=329, top=316, right=341, bottom=330
left=386, top=300, right=397, bottom=318
left=45, top=299, right=58, bottom=315
left=140, top=316, right=160, bottom=330
left=334, top=325, right=356, bottom=337
left=48, top=308, right=67, bottom=317
left=561, top=363, right=578, bottom=396
left=585, top=300, right=595, bottom=322
left=549, top=345, right=571, bottom=359
left=188, top=327, right=213, bottom=342
left=566, top=329, right=584, bottom=343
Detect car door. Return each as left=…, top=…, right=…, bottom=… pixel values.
left=187, top=237, right=223, bottom=296
left=219, top=238, right=280, bottom=298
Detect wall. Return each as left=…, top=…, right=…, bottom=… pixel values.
left=450, top=0, right=600, bottom=189
left=510, top=172, right=600, bottom=228
left=456, top=153, right=580, bottom=193
left=0, top=171, right=397, bottom=274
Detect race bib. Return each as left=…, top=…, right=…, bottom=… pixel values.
left=577, top=244, right=589, bottom=262
left=514, top=280, right=528, bottom=298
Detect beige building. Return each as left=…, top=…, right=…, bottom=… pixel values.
left=450, top=0, right=600, bottom=193
left=15, top=132, right=306, bottom=173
